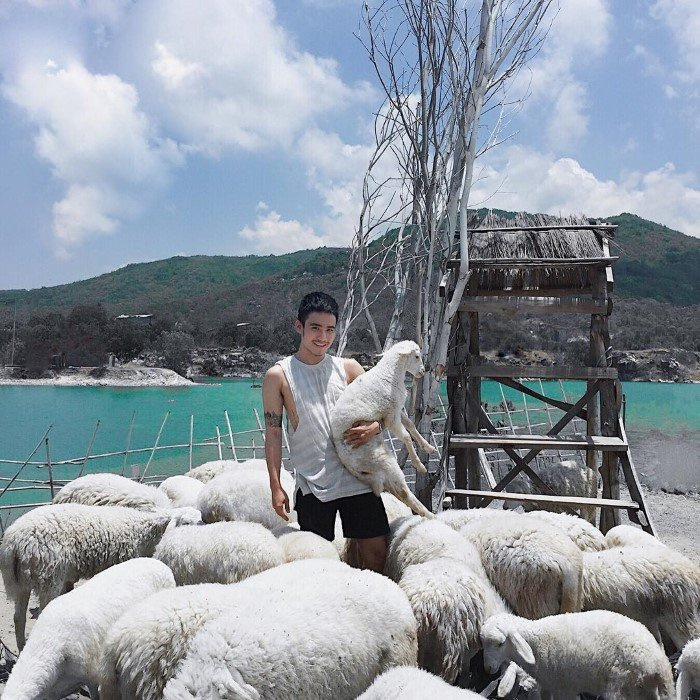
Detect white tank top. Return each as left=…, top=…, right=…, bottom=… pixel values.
left=277, top=354, right=370, bottom=502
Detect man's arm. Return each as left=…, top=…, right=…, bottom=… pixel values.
left=262, top=365, right=289, bottom=521
left=341, top=358, right=382, bottom=448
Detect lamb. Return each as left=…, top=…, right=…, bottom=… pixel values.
left=355, top=666, right=484, bottom=699
left=99, top=560, right=417, bottom=700
left=481, top=611, right=674, bottom=700
left=437, top=507, right=504, bottom=532
left=185, top=458, right=268, bottom=483
left=459, top=510, right=584, bottom=618
left=53, top=472, right=171, bottom=511
left=677, top=638, right=700, bottom=700
left=523, top=510, right=607, bottom=552
left=3, top=558, right=175, bottom=700
left=398, top=555, right=508, bottom=683
left=161, top=560, right=418, bottom=700
left=605, top=524, right=667, bottom=550
left=197, top=466, right=297, bottom=528
left=271, top=525, right=340, bottom=562
left=158, top=475, right=204, bottom=508
left=503, top=458, right=597, bottom=521
left=154, top=521, right=285, bottom=585
left=582, top=545, right=700, bottom=649
left=0, top=503, right=200, bottom=650
left=330, top=340, right=436, bottom=518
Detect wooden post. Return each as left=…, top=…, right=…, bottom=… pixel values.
left=122, top=411, right=135, bottom=476
left=588, top=269, right=620, bottom=531
left=188, top=415, right=194, bottom=471
left=224, top=410, right=238, bottom=461
left=140, top=412, right=169, bottom=483
left=78, top=420, right=100, bottom=478
left=466, top=311, right=481, bottom=507
left=215, top=427, right=223, bottom=460
left=45, top=437, right=55, bottom=500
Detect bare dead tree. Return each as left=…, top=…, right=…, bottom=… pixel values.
left=338, top=0, right=554, bottom=505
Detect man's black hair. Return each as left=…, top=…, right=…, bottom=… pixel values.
left=298, top=292, right=339, bottom=325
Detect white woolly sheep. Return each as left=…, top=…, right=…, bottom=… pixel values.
left=99, top=559, right=417, bottom=700
left=157, top=475, right=204, bottom=508
left=271, top=524, right=340, bottom=562
left=197, top=466, right=297, bottom=528
left=481, top=611, right=674, bottom=700
left=437, top=507, right=504, bottom=532
left=398, top=555, right=508, bottom=683
left=459, top=510, right=584, bottom=619
left=523, top=510, right=607, bottom=552
left=384, top=515, right=482, bottom=583
left=582, top=545, right=700, bottom=649
left=503, top=458, right=597, bottom=521
left=53, top=472, right=171, bottom=511
left=185, top=458, right=268, bottom=483
left=330, top=340, right=436, bottom=519
left=154, top=521, right=284, bottom=585
left=161, top=560, right=418, bottom=700
left=677, top=638, right=700, bottom=700
left=605, top=523, right=667, bottom=550
left=355, top=666, right=483, bottom=699
left=0, top=503, right=199, bottom=650
left=3, top=558, right=175, bottom=700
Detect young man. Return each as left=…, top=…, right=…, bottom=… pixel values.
left=262, top=291, right=389, bottom=572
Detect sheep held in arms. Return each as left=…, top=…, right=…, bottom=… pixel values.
left=331, top=340, right=436, bottom=518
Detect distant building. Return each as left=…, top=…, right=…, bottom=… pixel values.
left=115, top=314, right=153, bottom=325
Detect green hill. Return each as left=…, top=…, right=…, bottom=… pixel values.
left=1, top=212, right=698, bottom=324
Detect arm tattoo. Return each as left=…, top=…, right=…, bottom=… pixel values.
left=264, top=411, right=283, bottom=428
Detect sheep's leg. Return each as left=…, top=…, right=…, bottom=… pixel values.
left=401, top=429, right=429, bottom=474
left=401, top=411, right=438, bottom=454
left=13, top=588, right=29, bottom=651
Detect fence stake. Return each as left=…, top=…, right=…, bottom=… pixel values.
left=140, top=412, right=169, bottom=483
left=45, top=437, right=55, bottom=499
left=224, top=410, right=238, bottom=461
left=189, top=415, right=194, bottom=471
left=78, top=420, right=101, bottom=478
left=0, top=425, right=53, bottom=501
left=215, top=427, right=223, bottom=460
left=121, top=412, right=136, bottom=476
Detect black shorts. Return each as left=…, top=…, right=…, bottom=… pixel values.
left=295, top=489, right=390, bottom=542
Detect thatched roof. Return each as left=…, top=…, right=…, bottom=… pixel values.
left=465, top=212, right=613, bottom=291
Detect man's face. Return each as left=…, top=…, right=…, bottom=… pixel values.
left=295, top=312, right=336, bottom=357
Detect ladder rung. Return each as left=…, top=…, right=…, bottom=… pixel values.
left=450, top=434, right=628, bottom=451
left=444, top=489, right=640, bottom=510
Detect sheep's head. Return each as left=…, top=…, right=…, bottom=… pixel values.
left=389, top=340, right=425, bottom=378
left=481, top=615, right=535, bottom=676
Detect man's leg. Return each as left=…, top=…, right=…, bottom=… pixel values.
left=294, top=489, right=337, bottom=542
left=355, top=535, right=388, bottom=573
left=338, top=492, right=390, bottom=573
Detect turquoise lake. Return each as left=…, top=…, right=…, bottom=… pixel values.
left=0, top=379, right=698, bottom=507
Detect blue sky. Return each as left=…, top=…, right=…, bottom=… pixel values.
left=0, top=0, right=699, bottom=291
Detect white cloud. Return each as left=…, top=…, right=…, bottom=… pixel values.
left=651, top=0, right=700, bottom=84
left=239, top=208, right=325, bottom=255
left=3, top=59, right=182, bottom=246
left=470, top=145, right=700, bottom=237
left=129, top=0, right=373, bottom=154
left=511, top=0, right=611, bottom=149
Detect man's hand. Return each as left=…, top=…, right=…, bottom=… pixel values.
left=271, top=485, right=290, bottom=521
left=343, top=420, right=381, bottom=448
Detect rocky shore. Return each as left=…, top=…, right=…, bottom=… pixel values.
left=0, top=365, right=192, bottom=387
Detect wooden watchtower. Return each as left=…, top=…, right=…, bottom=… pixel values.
left=442, top=213, right=654, bottom=534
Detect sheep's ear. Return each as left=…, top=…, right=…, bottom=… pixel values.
left=509, top=631, right=535, bottom=665
left=496, top=662, right=518, bottom=698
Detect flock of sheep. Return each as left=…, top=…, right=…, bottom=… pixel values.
left=0, top=459, right=696, bottom=699
left=0, top=341, right=697, bottom=699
